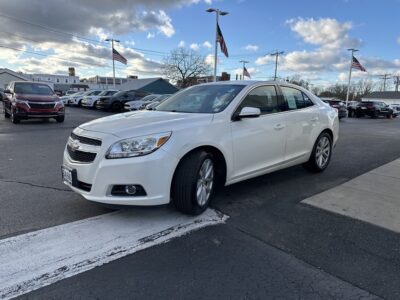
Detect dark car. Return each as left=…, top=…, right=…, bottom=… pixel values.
left=2, top=81, right=64, bottom=124
left=322, top=99, right=347, bottom=119
left=355, top=101, right=393, bottom=118
left=96, top=89, right=150, bottom=112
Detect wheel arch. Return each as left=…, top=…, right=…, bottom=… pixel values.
left=172, top=145, right=228, bottom=190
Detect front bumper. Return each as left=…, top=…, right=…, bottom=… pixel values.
left=95, top=102, right=111, bottom=110
left=62, top=130, right=179, bottom=206
left=15, top=107, right=64, bottom=119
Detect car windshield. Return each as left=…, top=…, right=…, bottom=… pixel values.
left=113, top=91, right=126, bottom=97
left=157, top=85, right=244, bottom=113
left=14, top=82, right=53, bottom=95
left=99, top=90, right=118, bottom=96
left=141, top=95, right=159, bottom=102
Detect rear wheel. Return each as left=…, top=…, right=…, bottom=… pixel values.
left=172, top=151, right=215, bottom=215
left=111, top=101, right=123, bottom=112
left=303, top=132, right=332, bottom=173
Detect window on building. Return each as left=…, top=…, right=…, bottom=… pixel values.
left=56, top=78, right=59, bottom=83
left=65, top=79, right=68, bottom=83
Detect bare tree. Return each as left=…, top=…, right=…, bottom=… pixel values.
left=162, top=48, right=211, bottom=88
left=287, top=75, right=310, bottom=89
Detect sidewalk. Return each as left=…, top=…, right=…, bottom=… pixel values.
left=303, top=158, right=400, bottom=233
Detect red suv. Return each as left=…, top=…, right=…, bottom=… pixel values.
left=2, top=81, right=65, bottom=124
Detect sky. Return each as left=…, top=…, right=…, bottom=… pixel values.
left=0, top=0, right=399, bottom=88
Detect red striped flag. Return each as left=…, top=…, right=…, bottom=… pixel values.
left=351, top=56, right=366, bottom=72
left=217, top=23, right=229, bottom=58
left=243, top=66, right=251, bottom=78
left=113, top=48, right=127, bottom=65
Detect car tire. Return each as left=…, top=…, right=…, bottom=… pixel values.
left=111, top=102, right=123, bottom=112
left=78, top=100, right=82, bottom=107
left=4, top=106, right=10, bottom=118
left=172, top=150, right=215, bottom=215
left=93, top=101, right=97, bottom=109
left=303, top=132, right=332, bottom=173
left=11, top=109, right=20, bottom=124
left=372, top=111, right=379, bottom=119
left=55, top=116, right=65, bottom=123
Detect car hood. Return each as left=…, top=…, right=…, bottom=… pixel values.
left=78, top=110, right=214, bottom=138
left=15, top=94, right=59, bottom=102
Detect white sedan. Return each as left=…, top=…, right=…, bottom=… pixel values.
left=82, top=90, right=119, bottom=108
left=62, top=81, right=338, bottom=215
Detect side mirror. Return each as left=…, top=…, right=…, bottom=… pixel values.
left=237, top=107, right=261, bottom=119
left=4, top=89, right=12, bottom=94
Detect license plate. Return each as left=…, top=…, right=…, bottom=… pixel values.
left=62, top=166, right=73, bottom=185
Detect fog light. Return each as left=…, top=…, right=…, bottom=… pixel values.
left=125, top=185, right=137, bottom=195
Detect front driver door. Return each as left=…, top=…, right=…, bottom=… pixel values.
left=230, top=85, right=287, bottom=180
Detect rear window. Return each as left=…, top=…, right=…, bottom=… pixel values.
left=14, top=82, right=53, bottom=95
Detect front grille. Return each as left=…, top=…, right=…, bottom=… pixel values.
left=67, top=145, right=96, bottom=163
left=71, top=132, right=102, bottom=146
left=28, top=102, right=56, bottom=109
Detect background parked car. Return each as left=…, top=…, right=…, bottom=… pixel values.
left=355, top=101, right=394, bottom=118
left=322, top=99, right=347, bottom=119
left=124, top=94, right=159, bottom=111
left=60, top=91, right=82, bottom=105
left=144, top=94, right=171, bottom=110
left=96, top=89, right=150, bottom=112
left=3, top=81, right=64, bottom=124
left=82, top=89, right=119, bottom=108
left=346, top=101, right=359, bottom=117
left=69, top=90, right=102, bottom=106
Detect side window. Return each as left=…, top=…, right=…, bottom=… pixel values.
left=238, top=85, right=281, bottom=115
left=281, top=86, right=313, bottom=110
left=303, top=92, right=314, bottom=107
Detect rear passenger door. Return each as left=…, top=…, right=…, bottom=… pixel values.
left=279, top=86, right=320, bottom=162
left=230, top=85, right=287, bottom=179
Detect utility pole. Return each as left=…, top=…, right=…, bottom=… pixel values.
left=239, top=60, right=249, bottom=80
left=379, top=74, right=391, bottom=91
left=345, top=48, right=358, bottom=107
left=206, top=8, right=229, bottom=82
left=270, top=51, right=284, bottom=81
left=394, top=75, right=400, bottom=92
left=105, top=38, right=120, bottom=88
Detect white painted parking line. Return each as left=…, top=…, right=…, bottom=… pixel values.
left=0, top=208, right=227, bottom=299
left=303, top=158, right=400, bottom=233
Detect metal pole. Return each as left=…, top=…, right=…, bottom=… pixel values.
left=274, top=54, right=278, bottom=81
left=345, top=49, right=357, bottom=107
left=213, top=11, right=219, bottom=82
left=111, top=39, right=116, bottom=88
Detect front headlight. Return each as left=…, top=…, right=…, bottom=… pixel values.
left=106, top=132, right=172, bottom=159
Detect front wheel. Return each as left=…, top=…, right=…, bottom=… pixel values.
left=11, top=109, right=20, bottom=124
left=4, top=106, right=10, bottom=118
left=55, top=116, right=65, bottom=123
left=172, top=151, right=215, bottom=215
left=111, top=101, right=123, bottom=112
left=303, top=132, right=332, bottom=173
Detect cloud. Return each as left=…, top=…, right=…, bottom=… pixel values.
left=147, top=32, right=155, bottom=39
left=190, top=43, right=200, bottom=51
left=203, top=41, right=212, bottom=49
left=244, top=44, right=259, bottom=52
left=0, top=0, right=214, bottom=76
left=286, top=17, right=361, bottom=49
left=178, top=40, right=185, bottom=48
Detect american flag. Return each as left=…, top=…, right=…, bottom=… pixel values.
left=217, top=23, right=229, bottom=58
left=243, top=66, right=251, bottom=78
left=112, top=48, right=127, bottom=65
left=351, top=56, right=366, bottom=72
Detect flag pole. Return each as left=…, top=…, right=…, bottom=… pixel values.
left=345, top=48, right=358, bottom=107
left=111, top=39, right=116, bottom=88
left=213, top=12, right=219, bottom=82
left=240, top=60, right=249, bottom=80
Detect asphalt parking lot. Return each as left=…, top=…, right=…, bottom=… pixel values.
left=1, top=107, right=400, bottom=299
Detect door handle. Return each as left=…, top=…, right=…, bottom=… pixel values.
left=310, top=117, right=319, bottom=122
left=274, top=123, right=286, bottom=130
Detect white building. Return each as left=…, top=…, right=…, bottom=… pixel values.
left=26, top=73, right=79, bottom=85
left=0, top=68, right=29, bottom=89
left=362, top=92, right=400, bottom=105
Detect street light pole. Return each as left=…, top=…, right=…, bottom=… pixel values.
left=206, top=8, right=228, bottom=82
left=105, top=38, right=120, bottom=88
left=345, top=48, right=358, bottom=107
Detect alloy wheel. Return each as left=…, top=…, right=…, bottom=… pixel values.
left=315, top=136, right=330, bottom=169
left=196, top=158, right=214, bottom=206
